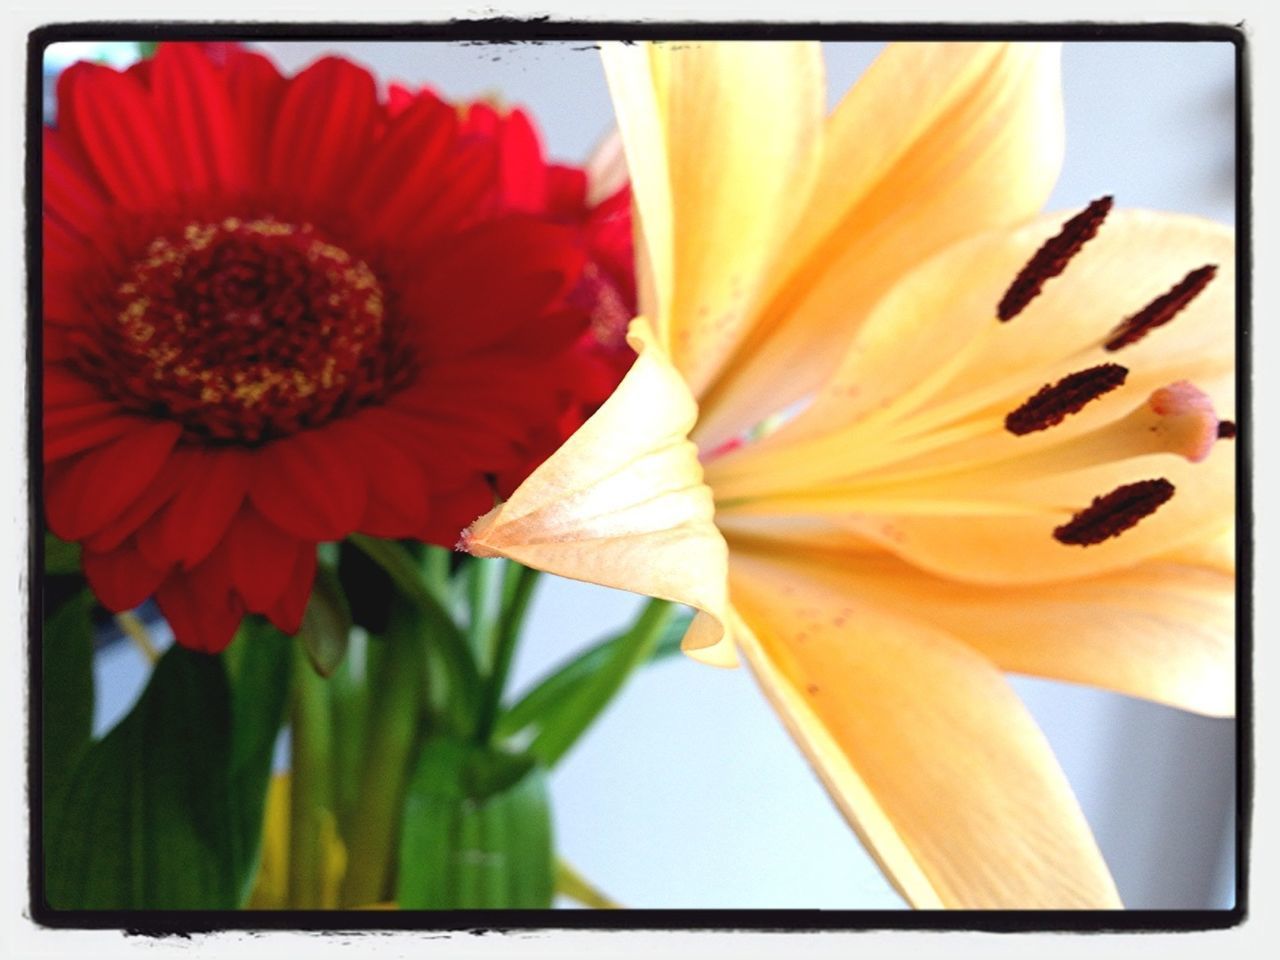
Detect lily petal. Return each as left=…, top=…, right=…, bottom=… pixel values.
left=723, top=518, right=1233, bottom=716
left=729, top=545, right=1122, bottom=909
left=584, top=128, right=628, bottom=206
left=603, top=41, right=825, bottom=394
left=463, top=318, right=734, bottom=665
left=601, top=43, right=673, bottom=339
left=695, top=42, right=1065, bottom=450
left=1165, top=522, right=1235, bottom=575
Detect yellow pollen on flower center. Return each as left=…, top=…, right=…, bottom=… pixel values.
left=109, top=216, right=389, bottom=442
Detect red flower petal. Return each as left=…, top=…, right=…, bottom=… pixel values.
left=155, top=545, right=244, bottom=654
left=150, top=43, right=245, bottom=196
left=44, top=329, right=77, bottom=367
left=328, top=416, right=432, bottom=537
left=43, top=128, right=109, bottom=238
left=45, top=421, right=182, bottom=541
left=82, top=538, right=169, bottom=612
left=226, top=506, right=304, bottom=612
left=57, top=62, right=177, bottom=208
left=44, top=366, right=102, bottom=410
left=546, top=163, right=588, bottom=218
left=44, top=409, right=142, bottom=464
left=133, top=508, right=173, bottom=571
left=410, top=218, right=585, bottom=356
left=363, top=401, right=515, bottom=470
left=250, top=430, right=368, bottom=542
left=496, top=108, right=548, bottom=213
left=266, top=544, right=317, bottom=636
left=42, top=213, right=87, bottom=284
left=266, top=56, right=378, bottom=207
left=399, top=136, right=501, bottom=243
left=44, top=400, right=119, bottom=430
left=348, top=91, right=457, bottom=244
left=125, top=57, right=153, bottom=88
left=385, top=82, right=415, bottom=118
left=421, top=483, right=497, bottom=547
left=224, top=49, right=287, bottom=184
left=83, top=450, right=198, bottom=554
left=157, top=447, right=253, bottom=569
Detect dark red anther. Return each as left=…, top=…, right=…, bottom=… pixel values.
left=1053, top=478, right=1176, bottom=546
left=1005, top=363, right=1129, bottom=435
left=997, top=196, right=1114, bottom=322
left=1217, top=420, right=1237, bottom=439
left=1104, top=265, right=1218, bottom=351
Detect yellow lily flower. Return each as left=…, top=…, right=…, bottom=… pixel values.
left=463, top=41, right=1235, bottom=908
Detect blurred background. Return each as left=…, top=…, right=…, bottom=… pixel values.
left=43, top=37, right=1238, bottom=910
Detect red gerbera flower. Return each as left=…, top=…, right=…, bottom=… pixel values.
left=43, top=43, right=620, bottom=653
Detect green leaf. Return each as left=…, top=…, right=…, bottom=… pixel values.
left=496, top=605, right=690, bottom=749
left=523, top=600, right=678, bottom=769
left=397, top=736, right=553, bottom=909
left=44, top=626, right=291, bottom=910
left=224, top=620, right=294, bottom=906
left=298, top=565, right=352, bottom=677
left=41, top=590, right=95, bottom=815
left=44, top=532, right=81, bottom=575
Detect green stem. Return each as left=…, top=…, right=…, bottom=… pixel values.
left=465, top=558, right=499, bottom=667
left=555, top=857, right=623, bottom=909
left=348, top=534, right=481, bottom=719
left=339, top=603, right=423, bottom=908
left=287, top=641, right=334, bottom=909
left=474, top=564, right=540, bottom=745
left=422, top=545, right=452, bottom=600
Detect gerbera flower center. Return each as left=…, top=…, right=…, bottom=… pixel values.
left=112, top=216, right=389, bottom=442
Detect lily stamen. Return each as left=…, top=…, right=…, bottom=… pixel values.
left=1053, top=478, right=1176, bottom=545
left=1004, top=364, right=1129, bottom=435
left=1104, top=265, right=1218, bottom=351
left=997, top=196, right=1114, bottom=322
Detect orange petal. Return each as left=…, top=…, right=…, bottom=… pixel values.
left=602, top=41, right=824, bottom=396
left=601, top=43, right=673, bottom=339
left=462, top=318, right=734, bottom=666
left=723, top=518, right=1233, bottom=717
left=729, top=545, right=1121, bottom=908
